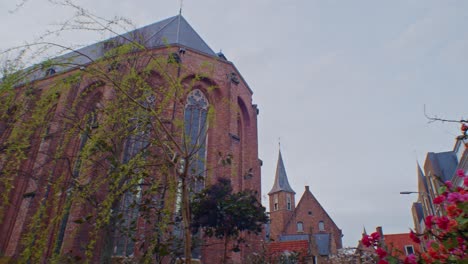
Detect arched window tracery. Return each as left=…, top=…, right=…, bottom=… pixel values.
left=184, top=89, right=209, bottom=192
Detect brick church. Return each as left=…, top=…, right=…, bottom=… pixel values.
left=268, top=151, right=343, bottom=263
left=0, top=15, right=262, bottom=263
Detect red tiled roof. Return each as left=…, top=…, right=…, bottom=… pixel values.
left=268, top=240, right=309, bottom=254
left=384, top=233, right=419, bottom=260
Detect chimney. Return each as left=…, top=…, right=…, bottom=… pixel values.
left=376, top=226, right=384, bottom=241
left=305, top=186, right=310, bottom=192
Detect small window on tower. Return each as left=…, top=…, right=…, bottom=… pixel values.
left=286, top=194, right=291, bottom=210
left=274, top=194, right=278, bottom=211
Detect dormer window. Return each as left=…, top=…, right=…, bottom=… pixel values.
left=45, top=67, right=56, bottom=77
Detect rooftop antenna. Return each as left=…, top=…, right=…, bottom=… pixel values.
left=179, top=0, right=184, bottom=15
left=278, top=137, right=281, bottom=151
left=176, top=0, right=183, bottom=43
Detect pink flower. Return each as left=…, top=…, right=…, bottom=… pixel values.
left=464, top=177, right=468, bottom=187
left=445, top=180, right=453, bottom=188
left=463, top=193, right=468, bottom=202
left=425, top=215, right=434, bottom=229
left=371, top=231, right=380, bottom=241
left=436, top=216, right=450, bottom=230
left=433, top=195, right=445, bottom=204
left=376, top=247, right=387, bottom=258
left=404, top=254, right=417, bottom=264
left=362, top=235, right=371, bottom=247
left=457, top=169, right=465, bottom=177
left=447, top=192, right=462, bottom=203
left=378, top=260, right=389, bottom=264
left=409, top=230, right=421, bottom=244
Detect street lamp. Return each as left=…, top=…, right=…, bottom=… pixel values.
left=400, top=191, right=436, bottom=216
left=400, top=191, right=419, bottom=195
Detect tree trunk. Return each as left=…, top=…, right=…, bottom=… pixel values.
left=181, top=176, right=192, bottom=264
left=222, top=231, right=229, bottom=264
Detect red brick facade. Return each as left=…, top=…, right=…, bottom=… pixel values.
left=0, top=18, right=262, bottom=263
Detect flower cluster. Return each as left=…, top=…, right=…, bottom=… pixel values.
left=415, top=169, right=467, bottom=263
left=361, top=169, right=467, bottom=264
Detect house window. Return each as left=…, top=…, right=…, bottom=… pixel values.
left=318, top=221, right=325, bottom=231
left=274, top=194, right=278, bottom=211
left=297, top=222, right=303, bottom=233
left=405, top=245, right=415, bottom=255
left=286, top=194, right=291, bottom=210
left=184, top=89, right=209, bottom=192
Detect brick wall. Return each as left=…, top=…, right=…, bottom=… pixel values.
left=0, top=45, right=262, bottom=263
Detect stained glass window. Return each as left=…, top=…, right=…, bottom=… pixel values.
left=184, top=89, right=209, bottom=192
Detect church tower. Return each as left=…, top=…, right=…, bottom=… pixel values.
left=268, top=150, right=296, bottom=241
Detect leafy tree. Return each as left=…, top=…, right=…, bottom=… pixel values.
left=191, top=178, right=268, bottom=264
left=0, top=2, right=230, bottom=263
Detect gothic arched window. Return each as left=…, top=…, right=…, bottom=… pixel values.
left=184, top=89, right=209, bottom=192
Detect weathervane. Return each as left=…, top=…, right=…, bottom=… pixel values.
left=179, top=0, right=184, bottom=15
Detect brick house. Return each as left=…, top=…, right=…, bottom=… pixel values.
left=0, top=14, right=262, bottom=263
left=358, top=227, right=420, bottom=261
left=267, top=151, right=343, bottom=263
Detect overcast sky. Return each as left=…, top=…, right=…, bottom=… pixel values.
left=1, top=0, right=468, bottom=247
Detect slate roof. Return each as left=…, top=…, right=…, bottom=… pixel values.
left=279, top=234, right=309, bottom=242
left=25, top=15, right=216, bottom=82
left=426, top=151, right=458, bottom=182
left=269, top=150, right=295, bottom=194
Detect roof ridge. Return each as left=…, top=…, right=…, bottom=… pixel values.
left=295, top=187, right=341, bottom=231
left=143, top=15, right=179, bottom=46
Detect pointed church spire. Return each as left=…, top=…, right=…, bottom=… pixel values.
left=268, top=150, right=295, bottom=194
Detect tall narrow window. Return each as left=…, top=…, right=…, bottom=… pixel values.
left=112, top=135, right=146, bottom=257
left=286, top=194, right=292, bottom=210
left=113, top=98, right=151, bottom=257
left=184, top=89, right=209, bottom=192
left=274, top=194, right=279, bottom=211
left=56, top=110, right=97, bottom=254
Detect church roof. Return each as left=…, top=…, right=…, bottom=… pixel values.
left=24, top=15, right=217, bottom=82
left=268, top=150, right=295, bottom=195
